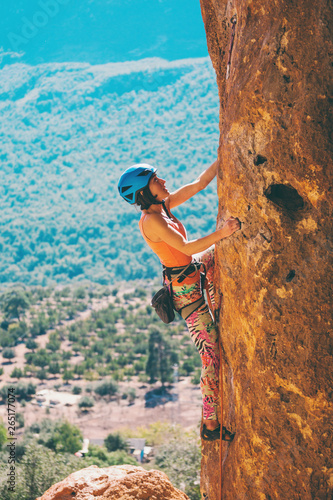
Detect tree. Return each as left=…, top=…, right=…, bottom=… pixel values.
left=8, top=321, right=28, bottom=342
left=46, top=332, right=61, bottom=352
left=146, top=327, right=173, bottom=386
left=0, top=440, right=80, bottom=500
left=72, top=386, right=82, bottom=395
left=16, top=412, right=24, bottom=428
left=43, top=420, right=83, bottom=454
left=94, top=379, right=118, bottom=398
left=2, top=290, right=30, bottom=320
left=48, top=362, right=61, bottom=376
left=36, top=368, right=48, bottom=381
left=62, top=369, right=74, bottom=384
left=155, top=436, right=201, bottom=500
left=127, top=388, right=136, bottom=405
left=0, top=418, right=7, bottom=449
left=74, top=287, right=86, bottom=300
left=0, top=382, right=36, bottom=403
left=73, top=363, right=85, bottom=378
left=104, top=432, right=128, bottom=453
left=10, top=367, right=23, bottom=379
left=0, top=330, right=15, bottom=348
left=182, top=359, right=195, bottom=376
left=25, top=338, right=38, bottom=350
left=34, top=348, right=51, bottom=368
left=2, top=347, right=16, bottom=362
left=30, top=313, right=49, bottom=336
left=78, top=396, right=95, bottom=411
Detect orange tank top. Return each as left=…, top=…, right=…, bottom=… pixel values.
left=139, top=213, right=192, bottom=268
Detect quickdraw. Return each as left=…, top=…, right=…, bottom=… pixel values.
left=226, top=15, right=237, bottom=80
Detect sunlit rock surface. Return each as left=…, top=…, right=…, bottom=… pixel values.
left=199, top=0, right=333, bottom=498
left=36, top=464, right=189, bottom=500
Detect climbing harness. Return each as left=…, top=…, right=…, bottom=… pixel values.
left=163, top=261, right=206, bottom=320
left=151, top=261, right=193, bottom=324
left=226, top=15, right=237, bottom=80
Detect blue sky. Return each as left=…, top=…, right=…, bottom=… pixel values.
left=1, top=0, right=208, bottom=64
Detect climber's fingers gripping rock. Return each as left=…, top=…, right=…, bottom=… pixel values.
left=220, top=217, right=241, bottom=238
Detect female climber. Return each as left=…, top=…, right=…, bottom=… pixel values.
left=118, top=162, right=240, bottom=441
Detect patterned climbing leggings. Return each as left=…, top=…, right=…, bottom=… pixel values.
left=165, top=246, right=220, bottom=421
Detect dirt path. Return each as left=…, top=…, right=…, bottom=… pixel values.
left=0, top=377, right=202, bottom=441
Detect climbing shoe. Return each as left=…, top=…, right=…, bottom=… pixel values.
left=201, top=424, right=235, bottom=442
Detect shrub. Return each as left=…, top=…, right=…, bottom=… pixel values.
left=0, top=440, right=80, bottom=500
left=30, top=419, right=83, bottom=454
left=182, top=359, right=195, bottom=376
left=78, top=396, right=95, bottom=410
left=74, top=287, right=86, bottom=300
left=0, top=419, right=7, bottom=449
left=191, top=369, right=201, bottom=385
left=10, top=367, right=23, bottom=379
left=36, top=368, right=48, bottom=381
left=0, top=330, right=15, bottom=348
left=62, top=370, right=74, bottom=383
left=16, top=412, right=25, bottom=428
left=72, top=386, right=82, bottom=395
left=134, top=287, right=147, bottom=298
left=155, top=436, right=201, bottom=500
left=25, top=338, right=38, bottom=350
left=2, top=347, right=16, bottom=361
left=1, top=290, right=30, bottom=320
left=0, top=383, right=36, bottom=403
left=94, top=379, right=118, bottom=398
left=104, top=432, right=128, bottom=453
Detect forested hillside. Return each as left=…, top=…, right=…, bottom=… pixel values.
left=0, top=53, right=219, bottom=286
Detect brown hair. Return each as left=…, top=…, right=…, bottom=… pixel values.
left=136, top=185, right=160, bottom=210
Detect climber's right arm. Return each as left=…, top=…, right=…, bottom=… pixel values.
left=146, top=215, right=240, bottom=256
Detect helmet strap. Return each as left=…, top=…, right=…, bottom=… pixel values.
left=161, top=199, right=172, bottom=219
left=140, top=186, right=171, bottom=218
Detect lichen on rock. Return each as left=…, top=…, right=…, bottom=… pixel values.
left=199, top=0, right=333, bottom=498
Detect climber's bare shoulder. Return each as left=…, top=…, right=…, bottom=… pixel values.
left=142, top=213, right=166, bottom=242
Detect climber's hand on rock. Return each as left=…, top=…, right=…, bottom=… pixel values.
left=219, top=217, right=241, bottom=238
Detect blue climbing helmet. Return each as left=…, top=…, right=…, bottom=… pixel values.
left=118, top=164, right=157, bottom=204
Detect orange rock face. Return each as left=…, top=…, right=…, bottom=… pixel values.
left=199, top=0, right=333, bottom=499
left=36, top=464, right=189, bottom=500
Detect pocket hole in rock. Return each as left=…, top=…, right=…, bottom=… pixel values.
left=286, top=270, right=296, bottom=282
left=254, top=154, right=267, bottom=166
left=264, top=184, right=304, bottom=211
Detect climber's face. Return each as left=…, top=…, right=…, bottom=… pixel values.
left=148, top=174, right=170, bottom=200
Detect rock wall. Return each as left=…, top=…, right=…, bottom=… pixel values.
left=199, top=0, right=333, bottom=499
left=36, top=464, right=189, bottom=500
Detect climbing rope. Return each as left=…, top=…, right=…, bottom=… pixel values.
left=215, top=293, right=224, bottom=500
left=206, top=285, right=224, bottom=499
left=226, top=15, right=237, bottom=80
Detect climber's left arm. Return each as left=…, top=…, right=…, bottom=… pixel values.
left=167, top=160, right=218, bottom=209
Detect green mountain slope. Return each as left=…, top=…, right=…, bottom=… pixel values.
left=0, top=56, right=219, bottom=285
